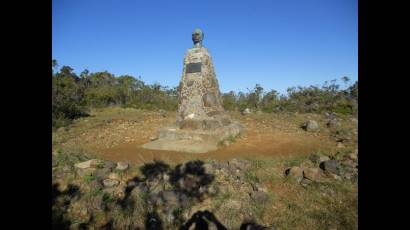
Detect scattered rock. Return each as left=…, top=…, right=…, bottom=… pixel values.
left=74, top=159, right=103, bottom=169
left=332, top=128, right=352, bottom=143
left=303, top=168, right=326, bottom=182
left=285, top=166, right=304, bottom=183
left=228, top=158, right=251, bottom=172
left=116, top=161, right=129, bottom=171
left=327, top=119, right=341, bottom=128
left=76, top=168, right=96, bottom=177
left=319, top=156, right=330, bottom=163
left=302, top=120, right=319, bottom=132
left=320, top=160, right=340, bottom=175
left=108, top=172, right=120, bottom=181
left=150, top=136, right=158, bottom=141
left=103, top=179, right=119, bottom=188
left=325, top=112, right=337, bottom=120
left=337, top=142, right=345, bottom=148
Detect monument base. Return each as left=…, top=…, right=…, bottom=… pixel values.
left=141, top=122, right=243, bottom=153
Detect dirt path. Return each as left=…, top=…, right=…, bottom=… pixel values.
left=54, top=108, right=337, bottom=165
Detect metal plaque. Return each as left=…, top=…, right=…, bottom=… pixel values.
left=186, top=62, right=202, bottom=73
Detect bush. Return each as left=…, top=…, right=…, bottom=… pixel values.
left=52, top=59, right=357, bottom=129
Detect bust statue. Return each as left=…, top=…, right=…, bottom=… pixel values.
left=192, top=28, right=204, bottom=48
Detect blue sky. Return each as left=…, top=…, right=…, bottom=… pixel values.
left=52, top=0, right=357, bottom=94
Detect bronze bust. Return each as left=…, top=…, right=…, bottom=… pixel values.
left=192, top=28, right=204, bottom=48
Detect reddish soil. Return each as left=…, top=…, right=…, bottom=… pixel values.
left=56, top=110, right=336, bottom=165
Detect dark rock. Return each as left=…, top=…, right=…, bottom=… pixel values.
left=319, top=160, right=340, bottom=175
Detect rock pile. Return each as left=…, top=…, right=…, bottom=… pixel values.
left=285, top=151, right=358, bottom=185
left=52, top=156, right=271, bottom=229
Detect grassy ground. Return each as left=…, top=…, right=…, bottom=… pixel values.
left=52, top=107, right=357, bottom=229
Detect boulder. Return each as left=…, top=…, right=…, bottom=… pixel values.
left=302, top=120, right=319, bottom=132
left=116, top=161, right=129, bottom=171
left=108, top=172, right=120, bottom=181
left=285, top=166, right=304, bottom=183
left=102, top=179, right=119, bottom=188
left=319, top=156, right=330, bottom=163
left=74, top=159, right=103, bottom=169
left=326, top=119, right=341, bottom=128
left=303, top=168, right=326, bottom=182
left=320, top=160, right=340, bottom=175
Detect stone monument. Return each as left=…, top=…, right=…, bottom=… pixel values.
left=142, top=28, right=242, bottom=153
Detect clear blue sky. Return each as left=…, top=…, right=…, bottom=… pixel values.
left=52, top=0, right=357, bottom=95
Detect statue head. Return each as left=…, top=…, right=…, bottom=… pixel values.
left=192, top=28, right=204, bottom=48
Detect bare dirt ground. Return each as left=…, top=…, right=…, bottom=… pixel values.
left=53, top=107, right=346, bottom=165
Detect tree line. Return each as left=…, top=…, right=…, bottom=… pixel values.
left=52, top=59, right=357, bottom=129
